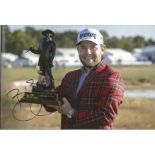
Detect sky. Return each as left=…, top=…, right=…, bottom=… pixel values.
left=9, top=25, right=155, bottom=41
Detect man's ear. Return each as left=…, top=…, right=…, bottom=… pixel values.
left=101, top=44, right=106, bottom=53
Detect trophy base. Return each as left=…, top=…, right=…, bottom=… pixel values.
left=20, top=91, right=58, bottom=106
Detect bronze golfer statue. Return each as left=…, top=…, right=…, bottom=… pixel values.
left=29, top=29, right=56, bottom=90
left=20, top=29, right=58, bottom=110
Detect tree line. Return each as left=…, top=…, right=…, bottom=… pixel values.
left=4, top=26, right=155, bottom=55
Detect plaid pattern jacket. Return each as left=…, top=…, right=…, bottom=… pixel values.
left=57, top=61, right=124, bottom=129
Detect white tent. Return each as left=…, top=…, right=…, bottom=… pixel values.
left=22, top=50, right=39, bottom=66
left=103, top=48, right=137, bottom=65
left=2, top=53, right=18, bottom=68
left=54, top=48, right=82, bottom=67
left=2, top=52, right=18, bottom=62
left=143, top=45, right=155, bottom=53
left=142, top=46, right=155, bottom=63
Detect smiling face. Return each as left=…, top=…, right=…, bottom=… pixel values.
left=77, top=40, right=105, bottom=68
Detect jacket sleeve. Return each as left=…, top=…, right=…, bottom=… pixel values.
left=73, top=72, right=124, bottom=129
left=56, top=73, right=71, bottom=101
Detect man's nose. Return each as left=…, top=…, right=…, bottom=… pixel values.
left=85, top=48, right=91, bottom=55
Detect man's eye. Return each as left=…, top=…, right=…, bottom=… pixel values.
left=90, top=46, right=95, bottom=49
left=80, top=46, right=86, bottom=49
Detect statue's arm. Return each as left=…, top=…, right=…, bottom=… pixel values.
left=29, top=47, right=40, bottom=54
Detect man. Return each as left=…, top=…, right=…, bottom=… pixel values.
left=55, top=28, right=124, bottom=129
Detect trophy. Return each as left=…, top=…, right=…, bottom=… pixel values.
left=20, top=29, right=58, bottom=112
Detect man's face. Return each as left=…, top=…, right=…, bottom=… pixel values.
left=77, top=40, right=105, bottom=68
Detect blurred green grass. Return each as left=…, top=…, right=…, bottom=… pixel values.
left=113, top=65, right=155, bottom=89
left=1, top=96, right=155, bottom=129
left=114, top=97, right=155, bottom=129
left=2, top=65, right=155, bottom=89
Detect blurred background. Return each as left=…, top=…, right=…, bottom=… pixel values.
left=1, top=25, right=155, bottom=129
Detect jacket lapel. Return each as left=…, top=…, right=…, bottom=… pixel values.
left=76, top=61, right=106, bottom=97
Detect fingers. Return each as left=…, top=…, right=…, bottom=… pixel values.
left=56, top=94, right=63, bottom=106
left=57, top=106, right=62, bottom=113
left=56, top=94, right=59, bottom=101
left=62, top=97, right=69, bottom=104
left=55, top=97, right=71, bottom=115
left=57, top=97, right=68, bottom=106
left=57, top=100, right=62, bottom=106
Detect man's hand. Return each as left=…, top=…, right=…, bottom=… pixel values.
left=52, top=97, right=74, bottom=116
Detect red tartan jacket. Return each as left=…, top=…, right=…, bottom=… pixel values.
left=57, top=61, right=124, bottom=129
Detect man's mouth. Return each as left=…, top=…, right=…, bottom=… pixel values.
left=83, top=56, right=94, bottom=63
